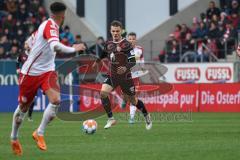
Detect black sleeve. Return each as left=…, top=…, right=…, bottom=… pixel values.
left=16, top=55, right=21, bottom=70
left=127, top=49, right=136, bottom=69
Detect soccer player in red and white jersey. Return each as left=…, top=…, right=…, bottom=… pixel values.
left=16, top=32, right=38, bottom=121
left=121, top=32, right=145, bottom=124
left=10, top=2, right=85, bottom=156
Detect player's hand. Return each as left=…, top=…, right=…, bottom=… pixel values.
left=117, top=66, right=127, bottom=75
left=237, top=45, right=240, bottom=57
left=73, top=43, right=86, bottom=52
left=16, top=69, right=21, bottom=74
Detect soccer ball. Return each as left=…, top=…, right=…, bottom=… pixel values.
left=82, top=119, right=97, bottom=134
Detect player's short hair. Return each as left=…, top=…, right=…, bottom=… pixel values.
left=111, top=20, right=123, bottom=28
left=50, top=2, right=66, bottom=14
left=128, top=32, right=137, bottom=37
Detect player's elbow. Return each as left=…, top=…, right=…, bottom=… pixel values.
left=49, top=41, right=58, bottom=52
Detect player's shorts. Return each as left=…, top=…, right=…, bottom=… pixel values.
left=18, top=71, right=59, bottom=104
left=103, top=75, right=135, bottom=96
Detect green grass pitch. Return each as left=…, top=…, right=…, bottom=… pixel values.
left=1, top=112, right=240, bottom=160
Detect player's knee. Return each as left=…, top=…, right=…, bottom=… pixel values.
left=19, top=103, right=29, bottom=113
left=130, top=97, right=138, bottom=105
left=50, top=97, right=60, bottom=105
left=100, top=91, right=109, bottom=99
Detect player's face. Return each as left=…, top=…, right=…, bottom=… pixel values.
left=110, top=26, right=122, bottom=42
left=58, top=11, right=65, bottom=26
left=127, top=35, right=137, bottom=47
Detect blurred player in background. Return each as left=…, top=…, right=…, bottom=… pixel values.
left=16, top=33, right=37, bottom=122
left=121, top=32, right=145, bottom=124
left=92, top=20, right=152, bottom=130
left=10, top=2, right=85, bottom=156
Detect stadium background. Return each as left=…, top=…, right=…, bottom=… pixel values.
left=1, top=1, right=240, bottom=160
left=0, top=0, right=240, bottom=112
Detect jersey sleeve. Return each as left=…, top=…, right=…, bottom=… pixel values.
left=127, top=47, right=136, bottom=69
left=43, top=21, right=59, bottom=43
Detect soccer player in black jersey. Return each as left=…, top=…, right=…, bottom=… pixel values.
left=92, top=20, right=152, bottom=130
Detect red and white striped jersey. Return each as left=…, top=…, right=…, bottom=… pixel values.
left=21, top=18, right=59, bottom=75
left=25, top=31, right=37, bottom=51
left=132, top=45, right=144, bottom=63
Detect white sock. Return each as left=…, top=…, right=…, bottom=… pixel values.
left=130, top=104, right=137, bottom=119
left=37, top=103, right=58, bottom=136
left=10, top=105, right=26, bottom=140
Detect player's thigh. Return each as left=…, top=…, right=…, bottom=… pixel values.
left=128, top=95, right=138, bottom=105
left=100, top=83, right=113, bottom=98
left=18, top=74, right=40, bottom=112
left=41, top=71, right=60, bottom=105
left=120, top=79, right=135, bottom=97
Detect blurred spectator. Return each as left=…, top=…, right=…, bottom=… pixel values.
left=200, top=12, right=208, bottom=23
left=219, top=0, right=229, bottom=11
left=17, top=3, right=28, bottom=22
left=227, top=11, right=240, bottom=28
left=180, top=24, right=191, bottom=40
left=2, top=14, right=15, bottom=32
left=165, top=34, right=180, bottom=62
left=74, top=34, right=88, bottom=55
left=172, top=24, right=182, bottom=41
left=229, top=0, right=240, bottom=15
left=211, top=14, right=219, bottom=24
left=0, top=35, right=11, bottom=52
left=195, top=40, right=209, bottom=62
left=5, top=0, right=17, bottom=17
left=7, top=45, right=19, bottom=59
left=219, top=20, right=237, bottom=56
left=196, top=21, right=208, bottom=39
left=60, top=25, right=75, bottom=45
left=191, top=17, right=199, bottom=38
left=207, top=22, right=221, bottom=39
left=89, top=36, right=105, bottom=58
left=30, top=0, right=41, bottom=14
left=0, top=46, right=6, bottom=59
left=182, top=33, right=195, bottom=53
left=206, top=1, right=221, bottom=19
left=219, top=12, right=228, bottom=27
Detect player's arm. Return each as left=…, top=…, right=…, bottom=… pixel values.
left=43, top=22, right=85, bottom=53
left=49, top=41, right=85, bottom=53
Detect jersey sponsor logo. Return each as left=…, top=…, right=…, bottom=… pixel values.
left=205, top=67, right=232, bottom=81
left=50, top=30, right=58, bottom=37
left=175, top=67, right=200, bottom=81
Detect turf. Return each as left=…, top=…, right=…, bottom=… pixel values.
left=0, top=112, right=240, bottom=160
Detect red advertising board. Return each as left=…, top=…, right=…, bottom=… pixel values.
left=79, top=83, right=240, bottom=112
left=199, top=83, right=240, bottom=112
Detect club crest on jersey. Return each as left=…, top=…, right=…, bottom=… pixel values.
left=50, top=30, right=58, bottom=37
left=110, top=52, right=115, bottom=62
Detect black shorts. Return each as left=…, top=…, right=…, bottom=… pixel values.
left=103, top=75, right=135, bottom=96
